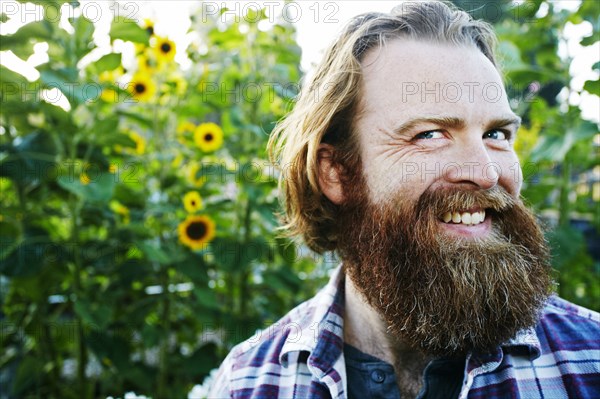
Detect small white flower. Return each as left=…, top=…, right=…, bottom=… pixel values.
left=61, top=359, right=76, bottom=379
left=187, top=369, right=219, bottom=399
left=124, top=392, right=151, bottom=399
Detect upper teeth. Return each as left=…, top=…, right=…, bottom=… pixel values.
left=442, top=210, right=486, bottom=225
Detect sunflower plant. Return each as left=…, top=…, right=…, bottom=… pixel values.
left=0, top=3, right=326, bottom=399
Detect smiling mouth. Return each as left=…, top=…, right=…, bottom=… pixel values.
left=440, top=209, right=486, bottom=226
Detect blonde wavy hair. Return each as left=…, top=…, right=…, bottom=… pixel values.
left=267, top=1, right=498, bottom=253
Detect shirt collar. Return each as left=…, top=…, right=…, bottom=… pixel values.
left=279, top=264, right=345, bottom=372
left=504, top=326, right=542, bottom=358
left=466, top=322, right=542, bottom=374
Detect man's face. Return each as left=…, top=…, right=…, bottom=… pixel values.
left=337, top=39, right=552, bottom=356
left=356, top=39, right=522, bottom=222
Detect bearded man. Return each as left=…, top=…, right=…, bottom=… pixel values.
left=209, top=1, right=600, bottom=398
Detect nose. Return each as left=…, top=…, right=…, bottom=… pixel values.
left=443, top=140, right=499, bottom=190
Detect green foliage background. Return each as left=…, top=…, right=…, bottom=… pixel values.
left=0, top=1, right=598, bottom=398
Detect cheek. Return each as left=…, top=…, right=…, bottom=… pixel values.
left=363, top=164, right=395, bottom=204
left=362, top=156, right=432, bottom=205
left=496, top=153, right=522, bottom=195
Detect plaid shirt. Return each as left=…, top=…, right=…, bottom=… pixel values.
left=210, top=265, right=600, bottom=398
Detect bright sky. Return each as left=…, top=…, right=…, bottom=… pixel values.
left=0, top=1, right=597, bottom=121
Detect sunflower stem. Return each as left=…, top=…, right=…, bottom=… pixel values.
left=66, top=126, right=90, bottom=399
left=239, top=198, right=252, bottom=316
left=558, top=156, right=571, bottom=228
left=70, top=195, right=89, bottom=398
left=157, top=263, right=171, bottom=399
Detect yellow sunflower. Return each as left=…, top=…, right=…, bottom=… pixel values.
left=183, top=191, right=202, bottom=213
left=194, top=122, right=223, bottom=152
left=98, top=67, right=124, bottom=84
left=167, top=73, right=187, bottom=95
left=171, top=153, right=183, bottom=168
left=178, top=121, right=196, bottom=133
left=153, top=36, right=176, bottom=63
left=100, top=88, right=118, bottom=103
left=110, top=200, right=130, bottom=224
left=128, top=131, right=146, bottom=155
left=137, top=55, right=153, bottom=73
left=178, top=215, right=215, bottom=250
left=80, top=172, right=91, bottom=185
left=98, top=68, right=124, bottom=103
left=142, top=18, right=155, bottom=36
left=186, top=162, right=207, bottom=187
left=127, top=72, right=156, bottom=102
left=177, top=121, right=196, bottom=143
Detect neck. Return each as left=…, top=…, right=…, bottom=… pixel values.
left=343, top=272, right=433, bottom=398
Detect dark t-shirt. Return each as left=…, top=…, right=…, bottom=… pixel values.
left=344, top=343, right=464, bottom=398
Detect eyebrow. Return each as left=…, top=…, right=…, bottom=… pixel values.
left=393, top=115, right=522, bottom=136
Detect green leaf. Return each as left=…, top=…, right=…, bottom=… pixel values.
left=115, top=109, right=153, bottom=128
left=0, top=13, right=9, bottom=23
left=0, top=19, right=53, bottom=59
left=244, top=7, right=267, bottom=24
left=72, top=16, right=95, bottom=58
left=140, top=323, right=161, bottom=347
left=176, top=256, right=207, bottom=282
left=530, top=132, right=574, bottom=162
left=92, top=53, right=122, bottom=73
left=0, top=227, right=50, bottom=277
left=529, top=118, right=597, bottom=163
left=505, top=68, right=549, bottom=86
left=0, top=65, right=27, bottom=85
left=97, top=130, right=136, bottom=149
left=547, top=225, right=587, bottom=270
left=583, top=79, right=600, bottom=96
left=580, top=34, right=598, bottom=47
left=177, top=343, right=218, bottom=376
left=193, top=286, right=220, bottom=310
left=592, top=62, right=600, bottom=72
left=256, top=203, right=278, bottom=228
left=573, top=120, right=599, bottom=140
left=39, top=67, right=84, bottom=106
left=211, top=237, right=271, bottom=272
left=0, top=221, right=20, bottom=260
left=0, top=131, right=58, bottom=187
left=74, top=299, right=113, bottom=329
left=0, top=20, right=53, bottom=45
left=11, top=356, right=44, bottom=396
left=92, top=116, right=120, bottom=136
left=57, top=170, right=116, bottom=203
left=86, top=330, right=131, bottom=371
left=113, top=183, right=145, bottom=208
left=497, top=41, right=525, bottom=71
left=137, top=241, right=170, bottom=264
left=109, top=17, right=149, bottom=44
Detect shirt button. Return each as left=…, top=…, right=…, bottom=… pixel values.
left=370, top=369, right=385, bottom=383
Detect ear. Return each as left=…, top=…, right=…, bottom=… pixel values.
left=317, top=143, right=345, bottom=205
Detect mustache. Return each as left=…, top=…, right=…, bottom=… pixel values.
left=414, top=185, right=516, bottom=219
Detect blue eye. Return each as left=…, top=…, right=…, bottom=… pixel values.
left=484, top=129, right=508, bottom=140
left=414, top=130, right=445, bottom=140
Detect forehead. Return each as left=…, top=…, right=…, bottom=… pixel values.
left=359, top=39, right=512, bottom=119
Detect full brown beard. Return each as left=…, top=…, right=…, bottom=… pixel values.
left=337, top=173, right=553, bottom=357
